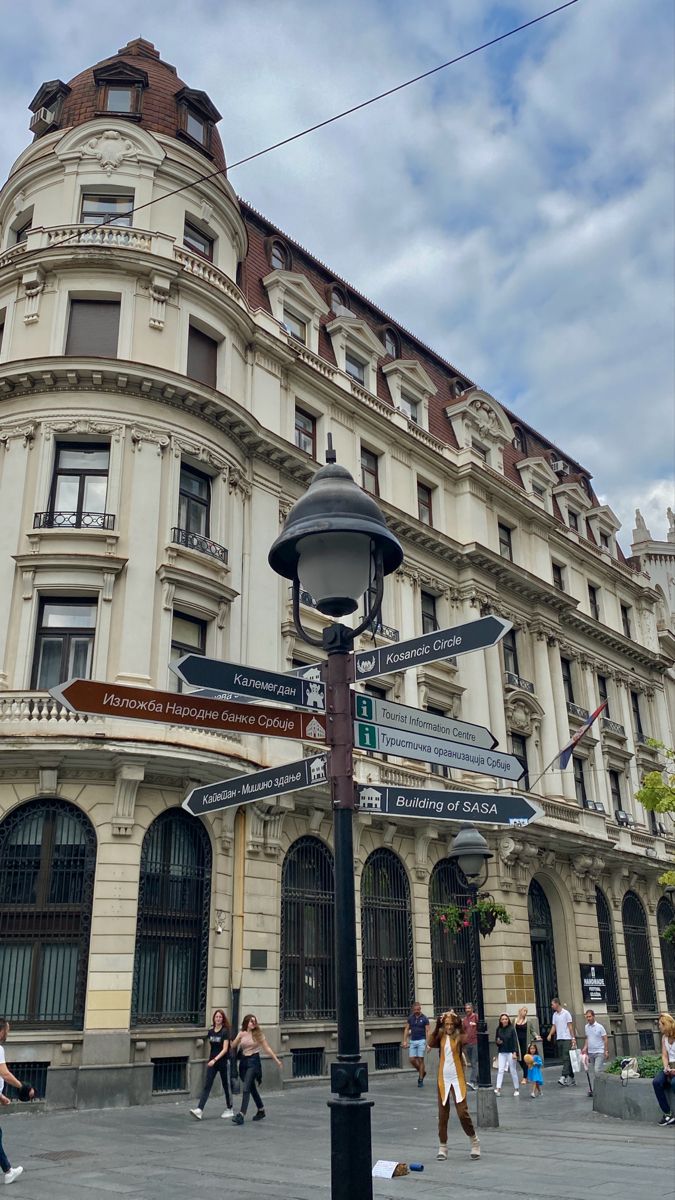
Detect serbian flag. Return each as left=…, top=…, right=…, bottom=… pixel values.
left=558, top=701, right=607, bottom=770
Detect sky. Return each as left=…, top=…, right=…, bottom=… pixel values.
left=0, top=0, right=673, bottom=546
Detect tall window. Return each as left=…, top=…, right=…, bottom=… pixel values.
left=65, top=299, right=120, bottom=358
left=429, top=860, right=474, bottom=1011
left=588, top=584, right=600, bottom=621
left=270, top=241, right=288, bottom=270
left=80, top=194, right=133, bottom=228
left=552, top=563, right=565, bottom=591
left=360, top=447, right=379, bottom=495
left=595, top=888, right=621, bottom=1012
left=361, top=849, right=414, bottom=1017
left=657, top=897, right=675, bottom=1010
left=185, top=108, right=208, bottom=145
left=621, top=604, right=632, bottom=639
left=572, top=757, right=587, bottom=806
left=417, top=482, right=432, bottom=526
left=178, top=464, right=210, bottom=537
left=511, top=733, right=530, bottom=790
left=280, top=837, right=335, bottom=1021
left=345, top=352, right=366, bottom=385
left=621, top=891, right=656, bottom=1012
left=48, top=444, right=109, bottom=528
left=597, top=674, right=610, bottom=717
left=420, top=591, right=438, bottom=634
left=399, top=393, right=418, bottom=423
left=383, top=329, right=399, bottom=358
left=187, top=324, right=218, bottom=388
left=183, top=220, right=213, bottom=260
left=630, top=691, right=644, bottom=743
left=502, top=629, right=519, bottom=676
left=498, top=523, right=513, bottom=561
left=170, top=613, right=206, bottom=692
left=294, top=408, right=316, bottom=457
left=560, top=657, right=575, bottom=704
left=528, top=880, right=558, bottom=1058
left=132, top=809, right=211, bottom=1026
left=0, top=799, right=96, bottom=1027
left=31, top=599, right=97, bottom=691
left=568, top=510, right=579, bottom=531
left=283, top=308, right=306, bottom=344
left=15, top=217, right=32, bottom=244
left=608, top=769, right=622, bottom=812
left=428, top=706, right=449, bottom=778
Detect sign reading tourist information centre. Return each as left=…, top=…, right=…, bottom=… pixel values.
left=352, top=694, right=497, bottom=750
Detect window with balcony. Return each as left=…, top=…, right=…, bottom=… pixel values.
left=573, top=756, right=588, bottom=806
left=360, top=447, right=379, bottom=495
left=502, top=629, right=519, bottom=677
left=170, top=612, right=206, bottom=692
left=183, top=219, right=214, bottom=260
left=630, top=691, right=644, bottom=743
left=597, top=673, right=610, bottom=718
left=588, top=584, right=600, bottom=621
left=283, top=308, right=307, bottom=344
left=40, top=443, right=111, bottom=530
left=510, top=733, right=530, bottom=790
left=80, top=194, right=134, bottom=228
left=65, top=299, right=120, bottom=358
left=187, top=324, right=218, bottom=388
left=294, top=408, right=316, bottom=457
left=621, top=604, right=632, bottom=639
left=552, top=562, right=565, bottom=591
left=421, top=591, right=438, bottom=635
left=31, top=599, right=97, bottom=691
left=345, top=352, right=366, bottom=385
left=560, top=657, right=575, bottom=705
left=498, top=522, right=513, bottom=561
left=417, top=482, right=432, bottom=526
left=178, top=463, right=210, bottom=538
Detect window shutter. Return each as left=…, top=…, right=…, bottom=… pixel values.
left=65, top=300, right=120, bottom=357
left=187, top=326, right=218, bottom=388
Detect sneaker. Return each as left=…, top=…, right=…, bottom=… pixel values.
left=513, top=1091, right=520, bottom=1097
left=251, top=1109, right=266, bottom=1122
left=467, top=1082, right=477, bottom=1091
left=4, top=1168, right=24, bottom=1186
left=417, top=1078, right=424, bottom=1088
left=587, top=1090, right=593, bottom=1098
left=232, top=1113, right=244, bottom=1125
left=436, top=1146, right=448, bottom=1161
left=470, top=1137, right=481, bottom=1160
left=569, top=1077, right=576, bottom=1086
left=190, top=1107, right=203, bottom=1120
left=221, top=1108, right=234, bottom=1119
left=658, top=1114, right=675, bottom=1126
left=558, top=1077, right=568, bottom=1087
left=493, top=1088, right=501, bottom=1095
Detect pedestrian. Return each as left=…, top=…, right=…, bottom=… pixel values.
left=652, top=1012, right=675, bottom=1126
left=428, top=1010, right=481, bottom=1162
left=401, top=1001, right=430, bottom=1088
left=547, top=997, right=577, bottom=1087
left=493, top=1013, right=520, bottom=1096
left=190, top=1008, right=233, bottom=1120
left=525, top=1043, right=543, bottom=1098
left=514, top=1006, right=537, bottom=1087
left=461, top=1002, right=479, bottom=1090
left=581, top=1010, right=608, bottom=1096
left=0, top=1018, right=34, bottom=1186
left=230, top=1014, right=282, bottom=1125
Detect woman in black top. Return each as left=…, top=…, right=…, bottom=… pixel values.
left=494, top=1013, right=520, bottom=1096
left=190, top=1009, right=232, bottom=1120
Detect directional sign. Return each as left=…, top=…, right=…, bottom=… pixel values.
left=352, top=693, right=497, bottom=750
left=354, top=615, right=511, bottom=681
left=184, top=754, right=329, bottom=816
left=50, top=680, right=328, bottom=743
left=356, top=784, right=542, bottom=826
left=354, top=722, right=524, bottom=781
left=173, top=655, right=326, bottom=712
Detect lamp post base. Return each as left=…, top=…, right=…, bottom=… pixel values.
left=328, top=1095, right=374, bottom=1200
left=476, top=1086, right=500, bottom=1129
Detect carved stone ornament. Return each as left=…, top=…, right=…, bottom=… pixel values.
left=0, top=422, right=35, bottom=449
left=495, top=835, right=538, bottom=893
left=80, top=130, right=139, bottom=175
left=469, top=397, right=501, bottom=438
left=22, top=268, right=45, bottom=325
left=228, top=467, right=252, bottom=498
left=130, top=426, right=170, bottom=454
left=112, top=761, right=145, bottom=836
left=246, top=803, right=287, bottom=858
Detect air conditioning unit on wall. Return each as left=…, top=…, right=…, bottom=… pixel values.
left=551, top=460, right=569, bottom=475
left=30, top=107, right=55, bottom=134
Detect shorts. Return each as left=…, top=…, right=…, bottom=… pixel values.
left=409, top=1039, right=426, bottom=1058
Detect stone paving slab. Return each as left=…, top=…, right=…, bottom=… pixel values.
left=0, top=1069, right=670, bottom=1199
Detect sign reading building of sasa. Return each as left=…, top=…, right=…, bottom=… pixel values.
left=356, top=785, right=542, bottom=826
left=579, top=964, right=607, bottom=1005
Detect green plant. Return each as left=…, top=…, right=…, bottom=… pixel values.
left=471, top=897, right=512, bottom=934
left=635, top=741, right=675, bottom=813
left=433, top=896, right=512, bottom=936
left=660, top=920, right=675, bottom=945
left=606, top=1053, right=662, bottom=1079
left=434, top=903, right=464, bottom=935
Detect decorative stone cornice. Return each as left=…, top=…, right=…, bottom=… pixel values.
left=0, top=422, right=35, bottom=448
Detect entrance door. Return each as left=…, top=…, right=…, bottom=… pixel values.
left=528, top=880, right=558, bottom=1061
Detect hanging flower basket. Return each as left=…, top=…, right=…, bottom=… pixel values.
left=433, top=895, right=512, bottom=937
left=660, top=919, right=675, bottom=945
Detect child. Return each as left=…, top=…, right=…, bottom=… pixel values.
left=526, top=1043, right=543, bottom=1098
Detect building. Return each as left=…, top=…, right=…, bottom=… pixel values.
left=0, top=38, right=673, bottom=1107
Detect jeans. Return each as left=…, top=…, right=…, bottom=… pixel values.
left=464, top=1043, right=478, bottom=1085
left=558, top=1039, right=573, bottom=1078
left=0, top=1127, right=11, bottom=1175
left=588, top=1053, right=605, bottom=1077
left=652, top=1070, right=675, bottom=1115
left=496, top=1052, right=519, bottom=1090
left=239, top=1054, right=264, bottom=1116
left=198, top=1058, right=231, bottom=1111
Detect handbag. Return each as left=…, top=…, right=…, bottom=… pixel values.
left=229, top=1049, right=241, bottom=1095
left=492, top=1056, right=498, bottom=1070
left=569, top=1048, right=582, bottom=1074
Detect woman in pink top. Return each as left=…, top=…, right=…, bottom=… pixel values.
left=230, top=1014, right=282, bottom=1125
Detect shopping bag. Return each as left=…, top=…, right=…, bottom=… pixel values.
left=569, top=1048, right=582, bottom=1074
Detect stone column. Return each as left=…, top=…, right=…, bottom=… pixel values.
left=457, top=599, right=490, bottom=727
left=397, top=570, right=419, bottom=706
left=616, top=679, right=640, bottom=820
left=548, top=641, right=577, bottom=803
left=0, top=425, right=35, bottom=685
left=580, top=659, right=608, bottom=811
left=532, top=632, right=560, bottom=797
left=484, top=642, right=507, bottom=751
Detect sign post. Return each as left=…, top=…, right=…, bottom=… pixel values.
left=354, top=615, right=511, bottom=681
left=173, top=654, right=326, bottom=712
left=356, top=785, right=542, bottom=826
left=184, top=755, right=329, bottom=816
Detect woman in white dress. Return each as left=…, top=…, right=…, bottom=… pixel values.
left=428, top=1010, right=481, bottom=1162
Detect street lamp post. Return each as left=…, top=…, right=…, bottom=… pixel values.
left=448, top=823, right=499, bottom=1129
left=269, top=446, right=403, bottom=1200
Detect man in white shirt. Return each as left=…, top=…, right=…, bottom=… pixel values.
left=0, top=1019, right=31, bottom=1186
left=581, top=1010, right=608, bottom=1096
left=547, top=997, right=577, bottom=1087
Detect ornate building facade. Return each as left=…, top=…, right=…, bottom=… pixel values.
left=0, top=38, right=673, bottom=1106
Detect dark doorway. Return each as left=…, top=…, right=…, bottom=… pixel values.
left=528, top=879, right=559, bottom=1061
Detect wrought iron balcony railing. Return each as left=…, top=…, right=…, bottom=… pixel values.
left=601, top=716, right=626, bottom=738
left=504, top=671, right=535, bottom=695
left=171, top=526, right=228, bottom=564
left=566, top=701, right=589, bottom=720
left=33, top=511, right=115, bottom=530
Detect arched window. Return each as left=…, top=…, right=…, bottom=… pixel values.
left=0, top=799, right=96, bottom=1027
left=528, top=879, right=558, bottom=1060
left=657, top=897, right=675, bottom=1010
left=622, top=891, right=656, bottom=1012
left=280, top=836, right=335, bottom=1021
left=595, top=887, right=621, bottom=1012
left=132, top=809, right=211, bottom=1026
left=361, top=848, right=413, bottom=1017
left=269, top=239, right=290, bottom=271
left=429, top=859, right=475, bottom=1012
left=383, top=328, right=399, bottom=359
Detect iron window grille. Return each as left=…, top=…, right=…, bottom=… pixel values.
left=0, top=799, right=96, bottom=1028
left=361, top=848, right=414, bottom=1018
left=638, top=1029, right=656, bottom=1052
left=280, top=837, right=336, bottom=1022
left=131, top=809, right=211, bottom=1026
left=291, top=1047, right=325, bottom=1078
left=374, top=1043, right=401, bottom=1071
left=31, top=598, right=97, bottom=692
left=171, top=527, right=228, bottom=564
left=34, top=511, right=115, bottom=531
left=528, top=880, right=559, bottom=1062
left=657, top=898, right=675, bottom=1010
left=595, top=888, right=621, bottom=1012
left=621, top=891, right=657, bottom=1012
left=4, top=1062, right=49, bottom=1100
left=151, top=1056, right=188, bottom=1093
left=429, top=859, right=476, bottom=1013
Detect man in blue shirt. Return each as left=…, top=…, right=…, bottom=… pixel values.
left=401, top=1001, right=430, bottom=1087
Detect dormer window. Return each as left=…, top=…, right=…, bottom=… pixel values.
left=283, top=308, right=306, bottom=344
left=106, top=86, right=134, bottom=113
left=512, top=426, right=526, bottom=453
left=383, top=358, right=436, bottom=431
left=569, top=510, right=579, bottom=531
left=326, top=316, right=384, bottom=394
left=399, top=393, right=419, bottom=424
left=186, top=108, right=207, bottom=145
left=330, top=285, right=348, bottom=312
left=270, top=240, right=289, bottom=270
left=345, top=352, right=366, bottom=385
left=175, top=86, right=221, bottom=157
left=384, top=328, right=399, bottom=358
left=262, top=268, right=328, bottom=355
left=93, top=61, right=147, bottom=119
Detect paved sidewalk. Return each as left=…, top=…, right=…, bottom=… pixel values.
left=0, top=1069, right=671, bottom=1199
